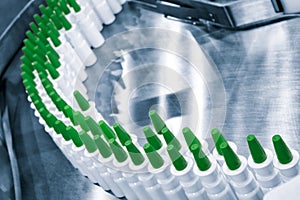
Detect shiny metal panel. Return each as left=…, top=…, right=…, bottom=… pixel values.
left=88, top=3, right=300, bottom=158
left=86, top=28, right=226, bottom=149
left=131, top=0, right=282, bottom=28
left=227, top=0, right=281, bottom=27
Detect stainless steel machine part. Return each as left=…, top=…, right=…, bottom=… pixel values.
left=130, top=0, right=283, bottom=28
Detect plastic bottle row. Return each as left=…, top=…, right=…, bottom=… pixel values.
left=20, top=61, right=300, bottom=200
left=24, top=0, right=125, bottom=71
left=19, top=0, right=300, bottom=199
left=21, top=0, right=128, bottom=105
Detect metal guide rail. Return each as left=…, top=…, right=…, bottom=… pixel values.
left=129, top=0, right=300, bottom=29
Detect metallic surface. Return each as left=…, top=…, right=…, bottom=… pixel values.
left=89, top=3, right=300, bottom=157
left=86, top=28, right=226, bottom=150
left=2, top=1, right=300, bottom=200
left=0, top=0, right=44, bottom=77
left=130, top=0, right=282, bottom=28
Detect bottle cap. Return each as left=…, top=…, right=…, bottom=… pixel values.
left=20, top=61, right=32, bottom=72
left=39, top=70, right=48, bottom=79
left=85, top=116, right=103, bottom=136
left=161, top=127, right=181, bottom=150
left=191, top=144, right=211, bottom=171
left=73, top=112, right=89, bottom=131
left=21, top=66, right=34, bottom=80
left=22, top=78, right=35, bottom=88
left=211, top=128, right=227, bottom=155
left=60, top=124, right=71, bottom=141
left=26, top=31, right=37, bottom=44
left=36, top=30, right=47, bottom=43
left=247, top=134, right=267, bottom=164
left=125, top=140, right=145, bottom=166
left=45, top=113, right=57, bottom=128
left=46, top=51, right=60, bottom=68
left=67, top=0, right=81, bottom=12
left=39, top=107, right=50, bottom=119
left=25, top=85, right=37, bottom=96
left=29, top=22, right=39, bottom=34
left=94, top=135, right=112, bottom=158
left=45, top=44, right=59, bottom=58
left=182, top=127, right=202, bottom=150
left=221, top=142, right=241, bottom=170
left=167, top=145, right=187, bottom=171
left=22, top=78, right=36, bottom=90
left=40, top=70, right=50, bottom=79
left=21, top=71, right=33, bottom=82
left=79, top=130, right=97, bottom=153
left=143, top=126, right=162, bottom=150
left=73, top=90, right=90, bottom=111
left=53, top=120, right=66, bottom=135
left=20, top=62, right=34, bottom=74
left=43, top=84, right=52, bottom=96
left=144, top=143, right=164, bottom=169
left=20, top=56, right=34, bottom=70
left=33, top=14, right=43, bottom=26
left=44, top=62, right=59, bottom=79
left=41, top=15, right=50, bottom=26
left=99, top=120, right=116, bottom=141
left=58, top=0, right=71, bottom=14
left=46, top=22, right=59, bottom=38
left=113, top=123, right=131, bottom=146
left=54, top=97, right=67, bottom=111
left=108, top=138, right=128, bottom=163
left=21, top=71, right=34, bottom=82
left=38, top=22, right=50, bottom=37
left=37, top=43, right=47, bottom=56
left=39, top=5, right=52, bottom=18
left=27, top=87, right=38, bottom=97
left=149, top=110, right=166, bottom=134
left=24, top=39, right=35, bottom=51
left=41, top=78, right=53, bottom=90
left=33, top=99, right=45, bottom=110
left=58, top=13, right=72, bottom=30
left=46, top=0, right=56, bottom=8
left=49, top=92, right=60, bottom=105
left=53, top=6, right=63, bottom=16
left=66, top=126, right=83, bottom=147
left=48, top=30, right=61, bottom=47
left=33, top=45, right=47, bottom=60
left=272, top=135, right=293, bottom=164
left=29, top=93, right=41, bottom=103
left=33, top=54, right=46, bottom=67
left=22, top=46, right=34, bottom=60
left=63, top=105, right=75, bottom=124
left=50, top=14, right=63, bottom=30
left=31, top=94, right=42, bottom=104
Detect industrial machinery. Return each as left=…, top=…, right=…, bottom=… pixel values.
left=1, top=0, right=300, bottom=199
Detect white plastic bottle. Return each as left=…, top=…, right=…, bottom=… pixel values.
left=191, top=144, right=237, bottom=200
left=106, top=138, right=138, bottom=200
left=247, top=135, right=281, bottom=192
left=211, top=128, right=238, bottom=165
left=92, top=134, right=125, bottom=198
left=92, top=0, right=116, bottom=25
left=167, top=145, right=208, bottom=200
left=144, top=143, right=187, bottom=200
left=76, top=0, right=103, bottom=30
left=107, top=0, right=122, bottom=14
left=221, top=142, right=263, bottom=200
left=272, top=135, right=299, bottom=182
